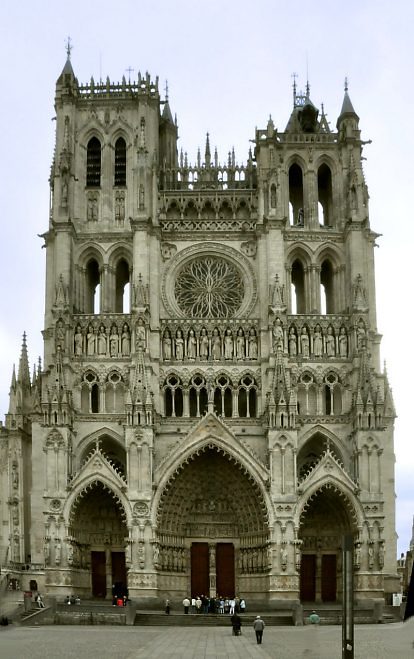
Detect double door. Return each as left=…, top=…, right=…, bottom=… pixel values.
left=191, top=542, right=235, bottom=597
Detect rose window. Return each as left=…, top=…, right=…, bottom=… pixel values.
left=174, top=256, right=244, bottom=318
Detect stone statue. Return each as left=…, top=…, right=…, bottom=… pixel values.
left=211, top=328, right=221, bottom=360
left=248, top=328, right=258, bottom=359
left=175, top=329, right=184, bottom=360
left=135, top=318, right=146, bottom=350
left=87, top=325, right=95, bottom=356
left=300, top=327, right=310, bottom=358
left=162, top=329, right=172, bottom=360
left=97, top=325, right=107, bottom=355
left=224, top=328, right=234, bottom=360
left=55, top=539, right=61, bottom=566
left=121, top=324, right=131, bottom=356
left=74, top=325, right=83, bottom=356
left=339, top=326, right=348, bottom=357
left=272, top=318, right=283, bottom=352
left=109, top=325, right=119, bottom=357
left=199, top=327, right=209, bottom=359
left=187, top=329, right=197, bottom=359
left=325, top=326, right=335, bottom=357
left=55, top=320, right=65, bottom=351
left=236, top=328, right=245, bottom=359
left=280, top=546, right=288, bottom=570
left=313, top=324, right=323, bottom=357
left=288, top=327, right=297, bottom=356
left=356, top=319, right=366, bottom=350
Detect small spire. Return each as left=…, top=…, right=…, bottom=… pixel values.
left=344, top=76, right=348, bottom=92
left=10, top=364, right=16, bottom=390
left=205, top=132, right=211, bottom=166
left=165, top=79, right=169, bottom=102
left=291, top=72, right=298, bottom=107
left=17, top=332, right=31, bottom=386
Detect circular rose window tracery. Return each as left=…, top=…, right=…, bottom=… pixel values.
left=174, top=256, right=244, bottom=319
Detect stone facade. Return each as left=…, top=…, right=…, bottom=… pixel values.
left=0, top=56, right=399, bottom=606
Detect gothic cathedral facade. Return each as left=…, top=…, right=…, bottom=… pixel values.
left=0, top=55, right=399, bottom=606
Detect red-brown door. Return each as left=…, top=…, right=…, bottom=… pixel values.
left=216, top=543, right=235, bottom=598
left=91, top=551, right=106, bottom=598
left=191, top=543, right=209, bottom=597
left=321, top=554, right=337, bottom=602
left=300, top=554, right=316, bottom=601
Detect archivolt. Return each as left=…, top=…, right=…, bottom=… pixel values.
left=68, top=478, right=128, bottom=526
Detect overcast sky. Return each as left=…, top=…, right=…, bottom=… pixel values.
left=0, top=0, right=412, bottom=556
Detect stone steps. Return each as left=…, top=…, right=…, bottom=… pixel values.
left=134, top=612, right=294, bottom=626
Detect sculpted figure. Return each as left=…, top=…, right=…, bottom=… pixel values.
left=162, top=329, right=172, bottom=360
left=300, top=327, right=310, bottom=358
left=175, top=329, right=184, bottom=360
left=187, top=329, right=197, bottom=359
left=288, top=327, right=297, bottom=356
left=236, top=328, right=245, bottom=359
left=224, top=328, right=234, bottom=360
left=135, top=318, right=146, bottom=350
left=272, top=318, right=283, bottom=352
left=356, top=319, right=366, bottom=350
left=211, top=328, right=221, bottom=360
left=313, top=324, right=323, bottom=357
left=339, top=326, right=348, bottom=357
left=74, top=325, right=83, bottom=356
left=121, top=323, right=131, bottom=356
left=109, top=325, right=119, bottom=357
left=199, top=327, right=209, bottom=359
left=326, top=326, right=335, bottom=357
left=87, top=325, right=96, bottom=356
left=97, top=325, right=107, bottom=355
left=248, top=328, right=258, bottom=359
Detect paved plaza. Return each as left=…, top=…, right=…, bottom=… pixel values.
left=0, top=622, right=413, bottom=658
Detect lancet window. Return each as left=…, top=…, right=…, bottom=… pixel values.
left=288, top=163, right=304, bottom=226
left=115, top=258, right=130, bottom=313
left=189, top=374, right=208, bottom=417
left=85, top=259, right=100, bottom=314
left=291, top=259, right=306, bottom=314
left=114, top=137, right=126, bottom=186
left=105, top=371, right=125, bottom=413
left=317, top=163, right=333, bottom=227
left=81, top=371, right=100, bottom=413
left=214, top=375, right=233, bottom=417
left=86, top=137, right=101, bottom=187
left=320, top=259, right=335, bottom=314
left=238, top=375, right=258, bottom=418
left=164, top=375, right=183, bottom=417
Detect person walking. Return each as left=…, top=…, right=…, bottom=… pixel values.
left=183, top=597, right=190, bottom=614
left=165, top=599, right=170, bottom=614
left=231, top=612, right=242, bottom=636
left=253, top=615, right=265, bottom=644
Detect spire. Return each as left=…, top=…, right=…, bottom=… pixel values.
left=17, top=333, right=31, bottom=387
left=337, top=77, right=359, bottom=131
left=205, top=133, right=211, bottom=167
left=56, top=37, right=78, bottom=91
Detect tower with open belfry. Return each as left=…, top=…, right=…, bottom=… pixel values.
left=0, top=53, right=399, bottom=611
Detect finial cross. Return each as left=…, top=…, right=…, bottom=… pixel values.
left=125, top=66, right=134, bottom=83
left=65, top=36, right=73, bottom=59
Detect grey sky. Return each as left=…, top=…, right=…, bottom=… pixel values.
left=0, top=0, right=412, bottom=555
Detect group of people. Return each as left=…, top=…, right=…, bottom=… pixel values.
left=183, top=595, right=246, bottom=615
left=64, top=595, right=81, bottom=605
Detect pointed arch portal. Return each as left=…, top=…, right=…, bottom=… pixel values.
left=69, top=481, right=128, bottom=598
left=298, top=485, right=356, bottom=603
left=156, top=446, right=269, bottom=598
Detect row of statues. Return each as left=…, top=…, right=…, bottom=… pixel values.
left=74, top=322, right=132, bottom=357
left=162, top=326, right=258, bottom=361
left=272, top=318, right=365, bottom=358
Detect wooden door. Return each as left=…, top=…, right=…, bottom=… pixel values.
left=91, top=551, right=106, bottom=598
left=216, top=543, right=235, bottom=597
left=321, top=554, right=337, bottom=602
left=300, top=554, right=316, bottom=601
left=191, top=543, right=209, bottom=597
left=111, top=551, right=127, bottom=596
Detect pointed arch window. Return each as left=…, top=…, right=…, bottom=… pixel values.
left=86, top=137, right=101, bottom=187
left=164, top=375, right=183, bottom=417
left=320, top=260, right=335, bottom=314
left=115, top=259, right=130, bottom=313
left=291, top=259, right=306, bottom=314
left=85, top=259, right=100, bottom=314
left=289, top=164, right=304, bottom=226
left=318, top=164, right=333, bottom=226
left=114, top=137, right=126, bottom=186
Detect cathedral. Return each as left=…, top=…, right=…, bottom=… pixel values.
left=0, top=52, right=399, bottom=608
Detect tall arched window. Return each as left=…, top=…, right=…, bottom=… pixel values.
left=86, top=137, right=101, bottom=187
left=318, top=164, right=333, bottom=226
left=85, top=259, right=100, bottom=314
left=81, top=371, right=100, bottom=413
left=115, top=259, right=130, bottom=313
left=291, top=259, right=306, bottom=313
left=238, top=375, right=257, bottom=418
left=320, top=260, right=335, bottom=314
left=214, top=375, right=233, bottom=417
left=289, top=164, right=304, bottom=226
left=114, top=137, right=126, bottom=186
left=164, top=375, right=183, bottom=417
left=189, top=375, right=208, bottom=417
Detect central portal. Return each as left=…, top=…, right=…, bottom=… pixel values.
left=190, top=542, right=235, bottom=597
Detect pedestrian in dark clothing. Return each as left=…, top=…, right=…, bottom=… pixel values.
left=165, top=599, right=170, bottom=614
left=231, top=612, right=242, bottom=636
left=253, top=615, right=265, bottom=644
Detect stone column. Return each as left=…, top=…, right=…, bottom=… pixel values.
left=209, top=544, right=216, bottom=598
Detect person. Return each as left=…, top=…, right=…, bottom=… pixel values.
left=231, top=612, right=242, bottom=636
left=309, top=610, right=320, bottom=625
left=240, top=598, right=246, bottom=613
left=183, top=596, right=190, bottom=614
left=195, top=596, right=202, bottom=613
left=253, top=615, right=265, bottom=644
left=35, top=593, right=45, bottom=608
left=165, top=599, right=170, bottom=614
